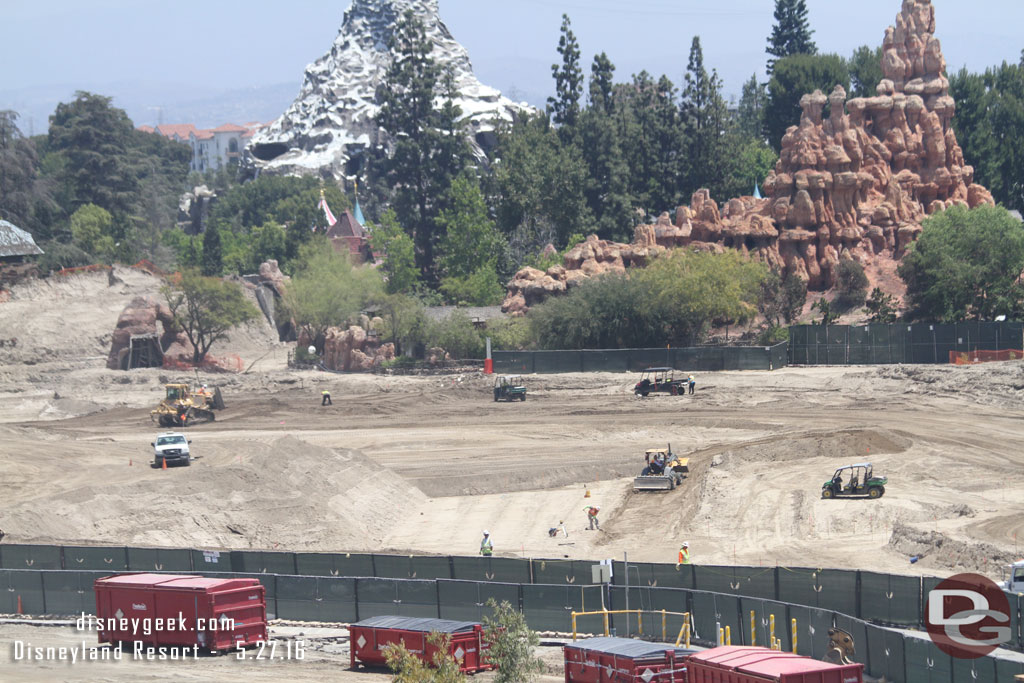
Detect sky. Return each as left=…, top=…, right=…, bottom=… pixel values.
left=2, top=0, right=1023, bottom=127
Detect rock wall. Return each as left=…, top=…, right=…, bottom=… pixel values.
left=105, top=296, right=187, bottom=369
left=503, top=0, right=994, bottom=315
left=301, top=323, right=396, bottom=372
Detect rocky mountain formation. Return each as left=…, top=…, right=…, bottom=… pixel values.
left=504, top=0, right=994, bottom=316
left=246, top=0, right=531, bottom=177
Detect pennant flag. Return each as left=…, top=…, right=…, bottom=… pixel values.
left=753, top=182, right=763, bottom=199
left=354, top=198, right=366, bottom=227
left=317, top=190, right=338, bottom=227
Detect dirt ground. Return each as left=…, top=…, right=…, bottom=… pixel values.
left=1, top=268, right=1023, bottom=679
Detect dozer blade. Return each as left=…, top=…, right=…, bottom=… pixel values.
left=633, top=476, right=674, bottom=491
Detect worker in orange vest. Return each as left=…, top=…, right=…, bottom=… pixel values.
left=677, top=541, right=691, bottom=566
left=584, top=506, right=601, bottom=530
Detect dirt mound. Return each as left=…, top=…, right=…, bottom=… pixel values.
left=888, top=521, right=1015, bottom=573
left=878, top=362, right=1024, bottom=410
left=1, top=435, right=425, bottom=550
left=710, top=428, right=911, bottom=468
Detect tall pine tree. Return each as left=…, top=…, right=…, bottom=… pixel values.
left=766, top=0, right=817, bottom=75
left=580, top=53, right=631, bottom=240
left=548, top=14, right=583, bottom=132
left=681, top=37, right=729, bottom=198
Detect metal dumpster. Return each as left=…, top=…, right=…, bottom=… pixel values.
left=349, top=615, right=494, bottom=673
left=564, top=636, right=693, bottom=682
left=93, top=573, right=267, bottom=652
left=686, top=646, right=863, bottom=683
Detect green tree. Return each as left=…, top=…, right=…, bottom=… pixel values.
left=766, top=0, right=817, bottom=75
left=69, top=203, right=115, bottom=260
left=0, top=110, right=59, bottom=238
left=758, top=269, right=807, bottom=328
left=47, top=91, right=139, bottom=215
left=374, top=10, right=470, bottom=282
left=374, top=293, right=427, bottom=357
left=483, top=599, right=544, bottom=683
left=426, top=311, right=485, bottom=359
left=736, top=74, right=768, bottom=139
left=848, top=45, right=883, bottom=97
left=370, top=208, right=420, bottom=294
left=201, top=222, right=223, bottom=276
left=681, top=37, right=730, bottom=197
left=384, top=631, right=466, bottom=683
left=898, top=205, right=1024, bottom=321
left=619, top=72, right=683, bottom=215
left=163, top=269, right=259, bottom=364
left=864, top=287, right=898, bottom=323
left=811, top=297, right=839, bottom=325
left=764, top=54, right=850, bottom=152
left=719, top=133, right=778, bottom=201
left=548, top=14, right=583, bottom=131
left=834, top=258, right=868, bottom=311
left=437, top=175, right=507, bottom=280
left=282, top=242, right=383, bottom=352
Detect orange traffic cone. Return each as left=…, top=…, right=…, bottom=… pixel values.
left=161, top=458, right=167, bottom=471
left=584, top=489, right=591, bottom=498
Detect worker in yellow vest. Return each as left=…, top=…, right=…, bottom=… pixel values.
left=480, top=530, right=493, bottom=556
left=677, top=541, right=691, bottom=566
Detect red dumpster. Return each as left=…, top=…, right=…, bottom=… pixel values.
left=349, top=615, right=494, bottom=673
left=93, top=573, right=267, bottom=652
left=687, top=646, right=863, bottom=683
left=563, top=636, right=693, bottom=682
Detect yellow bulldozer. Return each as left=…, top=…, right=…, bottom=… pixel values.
left=633, top=445, right=690, bottom=491
left=151, top=383, right=224, bottom=427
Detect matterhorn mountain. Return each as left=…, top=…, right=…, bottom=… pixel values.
left=247, top=0, right=533, bottom=177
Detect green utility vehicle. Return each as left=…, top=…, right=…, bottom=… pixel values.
left=821, top=463, right=887, bottom=499
left=493, top=375, right=527, bottom=402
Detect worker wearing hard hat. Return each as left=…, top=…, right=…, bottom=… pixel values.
left=480, top=530, right=494, bottom=556
left=677, top=542, right=691, bottom=566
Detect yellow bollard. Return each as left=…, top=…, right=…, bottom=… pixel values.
left=770, top=614, right=776, bottom=649
left=638, top=611, right=643, bottom=635
left=603, top=611, right=609, bottom=637
left=719, top=627, right=724, bottom=646
left=572, top=612, right=577, bottom=642
left=750, top=610, right=756, bottom=647
left=791, top=618, right=797, bottom=654
left=725, top=625, right=731, bottom=646
left=662, top=610, right=667, bottom=642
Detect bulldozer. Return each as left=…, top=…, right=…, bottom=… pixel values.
left=633, top=445, right=690, bottom=491
left=151, top=383, right=224, bottom=427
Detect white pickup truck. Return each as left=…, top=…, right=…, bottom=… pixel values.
left=152, top=432, right=192, bottom=467
left=1000, top=559, right=1024, bottom=593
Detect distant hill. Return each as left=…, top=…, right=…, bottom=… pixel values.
left=0, top=82, right=299, bottom=132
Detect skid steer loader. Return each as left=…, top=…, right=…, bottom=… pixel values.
left=151, top=383, right=224, bottom=427
left=633, top=445, right=690, bottom=491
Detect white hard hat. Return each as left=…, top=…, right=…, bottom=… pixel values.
left=682, top=541, right=689, bottom=547
left=483, top=530, right=490, bottom=535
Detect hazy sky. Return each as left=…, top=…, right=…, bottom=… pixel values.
left=2, top=0, right=1022, bottom=109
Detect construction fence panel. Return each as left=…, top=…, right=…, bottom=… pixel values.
left=492, top=351, right=534, bottom=375
left=816, top=569, right=858, bottom=617
left=190, top=548, right=230, bottom=572
left=521, top=584, right=602, bottom=633
left=739, top=597, right=778, bottom=647
left=693, top=565, right=775, bottom=599
left=690, top=591, right=741, bottom=648
left=995, top=655, right=1024, bottom=680
left=934, top=324, right=957, bottom=364
left=436, top=580, right=520, bottom=622
left=275, top=575, right=357, bottom=623
left=953, top=654, right=997, bottom=683
left=870, top=324, right=900, bottom=364
left=580, top=350, right=630, bottom=373
left=41, top=570, right=105, bottom=615
left=0, top=544, right=63, bottom=570
left=826, top=325, right=849, bottom=364
left=355, top=578, right=439, bottom=620
left=860, top=571, right=921, bottom=626
left=909, top=324, right=940, bottom=364
left=777, top=567, right=822, bottom=609
left=847, top=326, right=871, bottom=365
left=294, top=552, right=375, bottom=577
left=230, top=550, right=296, bottom=576
left=61, top=545, right=128, bottom=572
left=675, top=347, right=721, bottom=372
left=833, top=613, right=870, bottom=674
left=0, top=569, right=46, bottom=614
left=807, top=607, right=836, bottom=660
left=903, top=635, right=953, bottom=683
left=865, top=622, right=906, bottom=683
left=1019, top=593, right=1023, bottom=651
left=533, top=350, right=582, bottom=374
left=693, top=565, right=737, bottom=595
left=770, top=341, right=789, bottom=370
left=607, top=586, right=688, bottom=639
left=125, top=546, right=193, bottom=572
left=231, top=573, right=278, bottom=619
left=613, top=561, right=693, bottom=590
left=377, top=554, right=450, bottom=580
left=785, top=604, right=812, bottom=656
left=450, top=556, right=530, bottom=584
left=531, top=558, right=592, bottom=586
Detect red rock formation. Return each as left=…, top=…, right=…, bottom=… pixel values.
left=106, top=296, right=186, bottom=369
left=502, top=0, right=994, bottom=315
left=310, top=325, right=395, bottom=371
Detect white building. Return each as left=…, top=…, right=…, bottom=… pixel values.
left=145, top=122, right=265, bottom=173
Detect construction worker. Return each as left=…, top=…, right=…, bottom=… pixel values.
left=548, top=521, right=568, bottom=538
left=584, top=505, right=601, bottom=530
left=687, top=374, right=695, bottom=395
left=321, top=389, right=332, bottom=406
left=480, top=530, right=493, bottom=556
left=677, top=541, right=691, bottom=566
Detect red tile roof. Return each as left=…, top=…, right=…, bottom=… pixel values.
left=154, top=123, right=198, bottom=140
left=137, top=125, right=155, bottom=133
left=193, top=130, right=214, bottom=140
left=211, top=123, right=247, bottom=133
